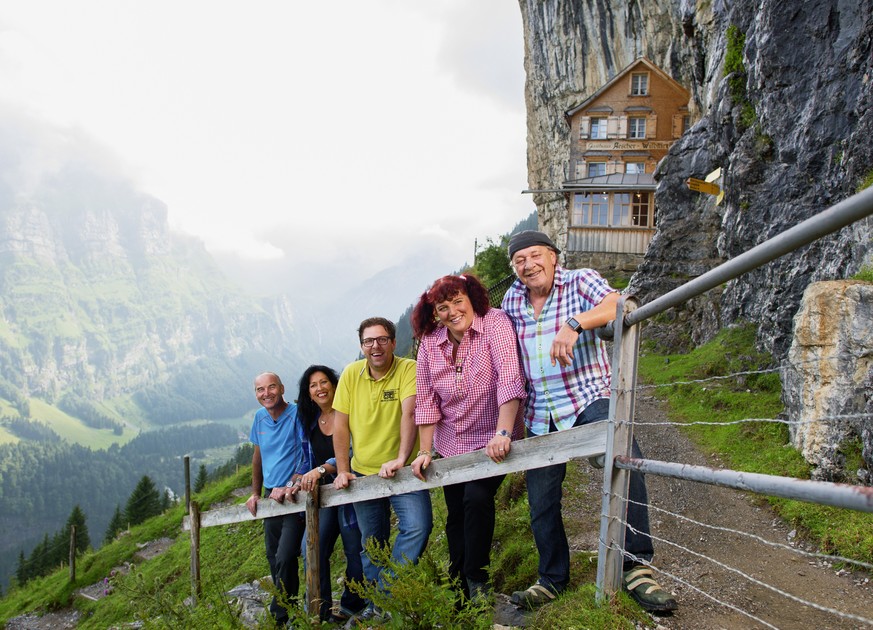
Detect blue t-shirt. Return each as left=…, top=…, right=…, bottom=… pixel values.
left=248, top=402, right=310, bottom=489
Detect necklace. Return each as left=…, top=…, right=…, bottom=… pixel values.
left=319, top=409, right=335, bottom=425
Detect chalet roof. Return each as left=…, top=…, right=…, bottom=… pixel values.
left=565, top=57, right=690, bottom=121
left=562, top=173, right=657, bottom=191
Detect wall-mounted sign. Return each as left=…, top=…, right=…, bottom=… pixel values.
left=584, top=140, right=674, bottom=151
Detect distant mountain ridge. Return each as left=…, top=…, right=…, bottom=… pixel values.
left=0, top=157, right=313, bottom=422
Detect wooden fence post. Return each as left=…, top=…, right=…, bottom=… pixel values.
left=305, top=485, right=321, bottom=617
left=184, top=455, right=191, bottom=514
left=69, top=525, right=76, bottom=583
left=190, top=500, right=202, bottom=603
left=597, top=295, right=641, bottom=601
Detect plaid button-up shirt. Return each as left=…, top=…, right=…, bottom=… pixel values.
left=414, top=308, right=526, bottom=457
left=501, top=266, right=614, bottom=435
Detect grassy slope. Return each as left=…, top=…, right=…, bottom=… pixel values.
left=26, top=400, right=137, bottom=449
left=638, top=323, right=873, bottom=563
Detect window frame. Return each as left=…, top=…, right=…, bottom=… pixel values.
left=589, top=117, right=608, bottom=139
left=630, top=72, right=649, bottom=96
left=571, top=191, right=654, bottom=229
left=587, top=162, right=607, bottom=178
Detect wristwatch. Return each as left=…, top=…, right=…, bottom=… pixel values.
left=317, top=466, right=327, bottom=476
left=496, top=429, right=510, bottom=438
left=566, top=317, right=584, bottom=333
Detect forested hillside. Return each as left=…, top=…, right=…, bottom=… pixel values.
left=0, top=422, right=242, bottom=590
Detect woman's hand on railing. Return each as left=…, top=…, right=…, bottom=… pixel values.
left=411, top=453, right=432, bottom=480
left=486, top=434, right=512, bottom=463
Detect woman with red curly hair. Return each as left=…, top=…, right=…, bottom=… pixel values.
left=410, top=274, right=526, bottom=601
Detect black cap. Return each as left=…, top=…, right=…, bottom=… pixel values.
left=507, top=230, right=561, bottom=259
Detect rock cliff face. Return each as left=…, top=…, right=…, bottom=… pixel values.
left=519, top=0, right=873, bottom=356
left=783, top=281, right=872, bottom=482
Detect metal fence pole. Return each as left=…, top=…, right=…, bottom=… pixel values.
left=597, top=295, right=641, bottom=601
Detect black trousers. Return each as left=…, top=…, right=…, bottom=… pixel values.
left=442, top=474, right=505, bottom=589
left=263, top=506, right=306, bottom=624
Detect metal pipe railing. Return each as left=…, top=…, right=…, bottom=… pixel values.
left=626, top=185, right=873, bottom=326
left=615, top=456, right=873, bottom=513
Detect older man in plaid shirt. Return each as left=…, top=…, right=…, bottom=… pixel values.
left=501, top=230, right=677, bottom=613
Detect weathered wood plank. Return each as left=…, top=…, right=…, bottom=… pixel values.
left=182, top=422, right=608, bottom=531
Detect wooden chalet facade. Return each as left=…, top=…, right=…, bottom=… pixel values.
left=563, top=58, right=691, bottom=256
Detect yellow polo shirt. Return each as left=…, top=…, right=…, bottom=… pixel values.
left=333, top=356, right=418, bottom=476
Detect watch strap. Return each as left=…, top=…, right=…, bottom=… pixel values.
left=566, top=317, right=584, bottom=333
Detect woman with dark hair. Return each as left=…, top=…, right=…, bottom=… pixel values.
left=296, top=365, right=366, bottom=622
left=410, top=274, right=526, bottom=601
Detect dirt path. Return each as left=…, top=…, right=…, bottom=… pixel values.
left=567, top=394, right=873, bottom=630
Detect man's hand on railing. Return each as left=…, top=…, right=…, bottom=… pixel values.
left=269, top=482, right=300, bottom=504
left=378, top=458, right=405, bottom=479
left=333, top=471, right=357, bottom=489
left=245, top=493, right=259, bottom=517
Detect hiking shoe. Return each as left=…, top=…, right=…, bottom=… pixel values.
left=330, top=603, right=355, bottom=622
left=510, top=581, right=558, bottom=609
left=345, top=604, right=389, bottom=628
left=623, top=565, right=678, bottom=613
left=466, top=578, right=493, bottom=604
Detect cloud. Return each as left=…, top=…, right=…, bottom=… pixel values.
left=431, top=0, right=526, bottom=113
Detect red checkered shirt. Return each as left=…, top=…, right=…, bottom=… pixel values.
left=415, top=308, right=526, bottom=457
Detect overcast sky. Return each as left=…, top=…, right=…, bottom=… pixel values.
left=0, top=1, right=534, bottom=297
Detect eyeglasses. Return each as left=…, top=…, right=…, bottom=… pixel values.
left=361, top=336, right=392, bottom=348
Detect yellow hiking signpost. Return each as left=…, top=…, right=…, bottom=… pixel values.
left=686, top=167, right=725, bottom=205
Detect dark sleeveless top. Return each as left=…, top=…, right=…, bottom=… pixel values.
left=308, top=422, right=335, bottom=484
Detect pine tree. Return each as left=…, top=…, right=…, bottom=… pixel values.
left=104, top=504, right=125, bottom=544
left=160, top=488, right=172, bottom=512
left=61, top=504, right=91, bottom=555
left=15, top=549, right=28, bottom=585
left=193, top=463, right=208, bottom=493
left=28, top=533, right=51, bottom=577
left=124, top=475, right=162, bottom=526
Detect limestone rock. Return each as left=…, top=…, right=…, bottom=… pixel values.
left=783, top=281, right=873, bottom=482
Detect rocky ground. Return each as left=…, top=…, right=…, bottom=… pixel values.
left=6, top=395, right=872, bottom=629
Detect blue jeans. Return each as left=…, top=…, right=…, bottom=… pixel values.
left=351, top=483, right=433, bottom=590
left=303, top=504, right=366, bottom=620
left=525, top=398, right=654, bottom=592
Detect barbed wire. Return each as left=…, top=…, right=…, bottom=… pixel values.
left=609, top=548, right=779, bottom=629
left=630, top=411, right=872, bottom=428
left=622, top=495, right=873, bottom=571
left=629, top=366, right=782, bottom=391
left=613, top=517, right=873, bottom=627
left=621, top=351, right=866, bottom=393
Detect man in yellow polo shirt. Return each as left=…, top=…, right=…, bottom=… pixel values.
left=333, top=316, right=433, bottom=623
